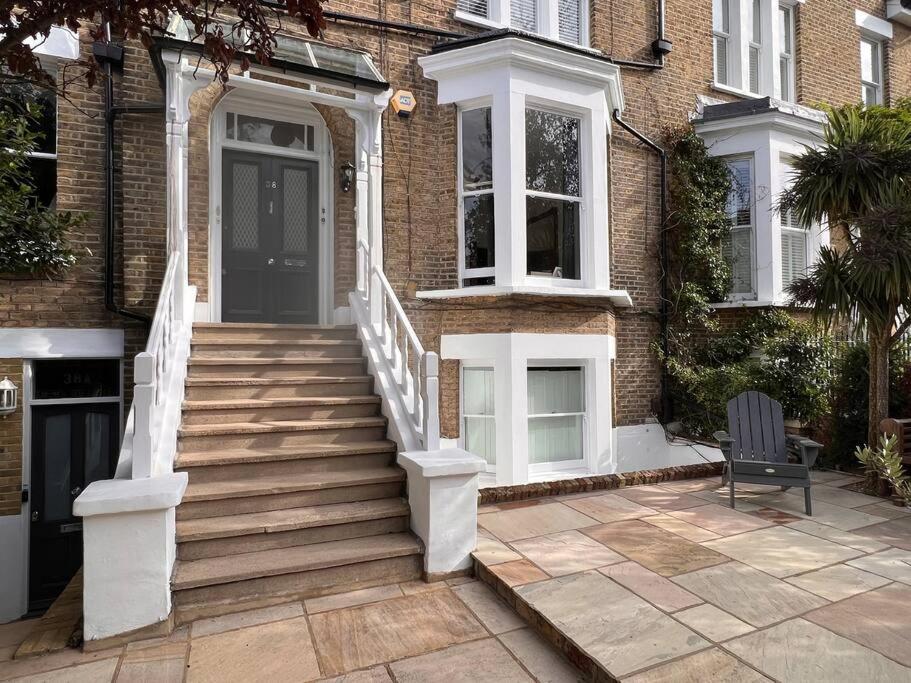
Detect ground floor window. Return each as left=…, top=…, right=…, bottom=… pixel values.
left=462, top=366, right=496, bottom=470
left=527, top=366, right=585, bottom=467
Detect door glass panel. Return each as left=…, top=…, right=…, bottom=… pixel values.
left=283, top=167, right=311, bottom=254
left=84, top=411, right=112, bottom=485
left=44, top=414, right=72, bottom=522
left=34, top=360, right=120, bottom=400
left=232, top=162, right=260, bottom=250
left=236, top=114, right=314, bottom=151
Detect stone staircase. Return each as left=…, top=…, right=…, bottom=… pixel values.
left=170, top=322, right=423, bottom=623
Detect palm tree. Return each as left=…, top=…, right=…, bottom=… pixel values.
left=783, top=103, right=911, bottom=446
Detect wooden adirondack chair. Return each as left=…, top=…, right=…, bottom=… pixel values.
left=713, top=391, right=822, bottom=515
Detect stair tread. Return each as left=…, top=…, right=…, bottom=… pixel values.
left=177, top=440, right=397, bottom=468
left=192, top=339, right=361, bottom=347
left=173, top=532, right=422, bottom=590
left=183, top=396, right=381, bottom=411
left=193, top=323, right=356, bottom=330
left=185, top=376, right=372, bottom=386
left=176, top=498, right=410, bottom=542
left=188, top=357, right=364, bottom=365
left=183, top=467, right=405, bottom=502
left=179, top=416, right=386, bottom=437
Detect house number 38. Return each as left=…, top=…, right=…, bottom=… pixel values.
left=265, top=180, right=277, bottom=188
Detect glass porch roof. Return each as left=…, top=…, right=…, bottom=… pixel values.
left=153, top=18, right=389, bottom=92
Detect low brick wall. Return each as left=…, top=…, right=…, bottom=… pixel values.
left=477, top=462, right=724, bottom=505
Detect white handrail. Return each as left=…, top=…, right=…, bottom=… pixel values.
left=355, top=239, right=440, bottom=451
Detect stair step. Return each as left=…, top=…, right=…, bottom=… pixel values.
left=177, top=441, right=397, bottom=469
left=191, top=339, right=365, bottom=359
left=184, top=376, right=374, bottom=400
left=173, top=533, right=422, bottom=591
left=182, top=467, right=405, bottom=503
left=177, top=498, right=410, bottom=543
left=181, top=396, right=381, bottom=424
left=187, top=357, right=366, bottom=378
left=192, top=323, right=358, bottom=342
left=178, top=416, right=387, bottom=451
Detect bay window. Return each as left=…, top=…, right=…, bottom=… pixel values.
left=722, top=157, right=755, bottom=296
left=527, top=367, right=585, bottom=469
left=525, top=109, right=581, bottom=281
left=462, top=366, right=496, bottom=470
left=460, top=107, right=495, bottom=282
left=860, top=37, right=883, bottom=105
left=455, top=0, right=589, bottom=47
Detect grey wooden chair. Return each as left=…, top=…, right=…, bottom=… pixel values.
left=713, top=391, right=822, bottom=515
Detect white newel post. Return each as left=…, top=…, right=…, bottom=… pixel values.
left=421, top=352, right=440, bottom=451
left=131, top=352, right=155, bottom=479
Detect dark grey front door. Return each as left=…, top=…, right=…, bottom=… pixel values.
left=222, top=150, right=320, bottom=323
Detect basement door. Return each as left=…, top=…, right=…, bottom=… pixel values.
left=222, top=150, right=320, bottom=323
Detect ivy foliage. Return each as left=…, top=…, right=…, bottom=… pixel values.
left=0, top=91, right=79, bottom=276
left=659, top=127, right=834, bottom=438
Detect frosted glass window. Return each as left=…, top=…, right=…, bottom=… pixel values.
left=527, top=367, right=584, bottom=466
left=463, top=367, right=496, bottom=467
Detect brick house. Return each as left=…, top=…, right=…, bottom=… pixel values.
left=0, top=0, right=908, bottom=642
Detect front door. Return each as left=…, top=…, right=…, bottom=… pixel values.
left=222, top=150, right=320, bottom=323
left=29, top=402, right=119, bottom=611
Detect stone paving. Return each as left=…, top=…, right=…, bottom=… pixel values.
left=0, top=578, right=580, bottom=682
left=475, top=473, right=911, bottom=681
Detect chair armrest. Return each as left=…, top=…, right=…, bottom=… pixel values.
left=786, top=434, right=822, bottom=469
left=713, top=431, right=734, bottom=461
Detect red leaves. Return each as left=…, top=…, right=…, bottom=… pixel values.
left=1, top=0, right=326, bottom=90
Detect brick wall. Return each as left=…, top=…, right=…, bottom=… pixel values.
left=0, top=360, right=23, bottom=517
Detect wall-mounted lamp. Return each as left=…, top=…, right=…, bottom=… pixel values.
left=0, top=377, right=18, bottom=417
left=339, top=161, right=355, bottom=193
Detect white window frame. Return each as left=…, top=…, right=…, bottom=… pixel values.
left=713, top=0, right=733, bottom=87
left=723, top=155, right=757, bottom=300
left=458, top=103, right=496, bottom=283
left=526, top=362, right=588, bottom=474
left=860, top=36, right=884, bottom=105
left=747, top=0, right=763, bottom=94
left=777, top=4, right=795, bottom=101
left=460, top=363, right=497, bottom=474
left=524, top=104, right=584, bottom=284
left=454, top=0, right=590, bottom=47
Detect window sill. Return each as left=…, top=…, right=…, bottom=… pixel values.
left=453, top=10, right=506, bottom=31
left=711, top=82, right=763, bottom=100
left=416, top=284, right=633, bottom=307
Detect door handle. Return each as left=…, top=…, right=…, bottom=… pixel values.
left=70, top=486, right=81, bottom=497
left=267, top=258, right=275, bottom=266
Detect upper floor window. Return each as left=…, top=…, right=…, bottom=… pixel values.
left=459, top=107, right=496, bottom=283
left=860, top=37, right=883, bottom=105
left=455, top=0, right=589, bottom=47
left=712, top=0, right=797, bottom=102
left=525, top=109, right=581, bottom=281
left=3, top=81, right=58, bottom=208
left=722, top=157, right=755, bottom=296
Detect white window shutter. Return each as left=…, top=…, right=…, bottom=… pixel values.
left=558, top=0, right=582, bottom=44
left=715, top=36, right=729, bottom=84
left=511, top=0, right=537, bottom=32
left=781, top=230, right=807, bottom=290
left=748, top=46, right=760, bottom=93
left=457, top=0, right=489, bottom=18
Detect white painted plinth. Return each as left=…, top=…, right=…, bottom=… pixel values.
left=74, top=473, right=187, bottom=642
left=397, top=449, right=485, bottom=576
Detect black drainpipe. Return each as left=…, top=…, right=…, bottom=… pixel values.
left=611, top=109, right=672, bottom=424
left=94, top=35, right=164, bottom=327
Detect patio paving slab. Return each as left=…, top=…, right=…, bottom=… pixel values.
left=583, top=520, right=727, bottom=577
left=190, top=602, right=303, bottom=638
left=563, top=492, right=658, bottom=523
left=784, top=519, right=889, bottom=553
left=724, top=618, right=911, bottom=682
left=497, top=629, right=582, bottom=683
left=702, top=525, right=863, bottom=578
left=749, top=491, right=888, bottom=531
left=666, top=504, right=773, bottom=536
left=308, top=590, right=486, bottom=676
left=671, top=604, right=754, bottom=642
left=622, top=647, right=769, bottom=683
left=510, top=530, right=625, bottom=576
left=689, top=489, right=763, bottom=511
left=305, top=585, right=403, bottom=614
left=659, top=477, right=723, bottom=493
left=641, top=514, right=721, bottom=542
left=783, top=484, right=879, bottom=508
left=318, top=666, right=392, bottom=682
left=11, top=658, right=119, bottom=683
left=473, top=530, right=522, bottom=566
left=388, top=638, right=532, bottom=682
left=749, top=507, right=803, bottom=524
left=810, top=470, right=849, bottom=483
left=804, top=583, right=911, bottom=666
left=117, top=641, right=187, bottom=683
left=516, top=571, right=709, bottom=678
left=488, top=560, right=551, bottom=587
left=852, top=515, right=911, bottom=550
left=186, top=616, right=320, bottom=683
left=855, top=502, right=911, bottom=519
left=598, top=562, right=702, bottom=612
left=671, top=561, right=827, bottom=627
left=847, top=547, right=911, bottom=584
left=477, top=503, right=598, bottom=542
left=784, top=563, right=891, bottom=602
left=613, top=486, right=706, bottom=511
left=451, top=581, right=525, bottom=634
